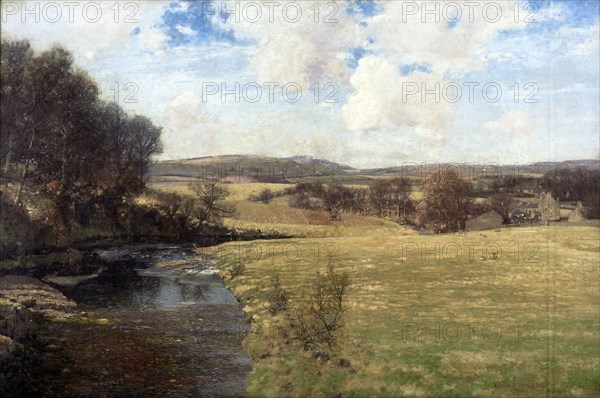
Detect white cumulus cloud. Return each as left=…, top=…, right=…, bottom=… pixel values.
left=220, top=1, right=361, bottom=89
left=484, top=110, right=536, bottom=136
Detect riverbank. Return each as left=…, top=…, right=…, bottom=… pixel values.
left=0, top=274, right=77, bottom=394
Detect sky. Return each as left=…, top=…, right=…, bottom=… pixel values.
left=2, top=0, right=599, bottom=168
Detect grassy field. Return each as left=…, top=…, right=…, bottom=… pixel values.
left=151, top=180, right=599, bottom=397
left=215, top=225, right=599, bottom=397
left=148, top=180, right=397, bottom=237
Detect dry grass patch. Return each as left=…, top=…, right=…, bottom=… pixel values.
left=215, top=225, right=599, bottom=397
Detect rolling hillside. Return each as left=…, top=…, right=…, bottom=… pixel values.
left=150, top=155, right=600, bottom=182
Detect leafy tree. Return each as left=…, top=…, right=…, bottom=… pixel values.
left=1, top=39, right=34, bottom=172
left=1, top=39, right=164, bottom=236
left=416, top=168, right=473, bottom=232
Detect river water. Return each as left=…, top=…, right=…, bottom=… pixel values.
left=25, top=244, right=252, bottom=397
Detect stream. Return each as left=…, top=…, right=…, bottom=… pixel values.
left=21, top=244, right=252, bottom=397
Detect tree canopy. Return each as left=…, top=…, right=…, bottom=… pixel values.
left=1, top=39, right=163, bottom=229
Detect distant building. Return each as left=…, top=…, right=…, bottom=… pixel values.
left=568, top=202, right=587, bottom=223
left=515, top=182, right=539, bottom=196
left=509, top=203, right=539, bottom=224
left=523, top=203, right=539, bottom=218
left=465, top=210, right=503, bottom=231
left=538, top=192, right=561, bottom=224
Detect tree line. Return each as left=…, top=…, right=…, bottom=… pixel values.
left=1, top=39, right=163, bottom=235
left=253, top=173, right=469, bottom=232
left=542, top=168, right=600, bottom=201
left=256, top=166, right=599, bottom=232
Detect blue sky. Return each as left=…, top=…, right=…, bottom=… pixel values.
left=2, top=0, right=599, bottom=167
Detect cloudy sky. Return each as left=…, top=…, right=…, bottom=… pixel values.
left=2, top=0, right=599, bottom=167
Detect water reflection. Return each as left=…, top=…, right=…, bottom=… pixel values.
left=28, top=245, right=252, bottom=398
left=128, top=277, right=204, bottom=309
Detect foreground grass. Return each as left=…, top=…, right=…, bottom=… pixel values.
left=215, top=225, right=600, bottom=397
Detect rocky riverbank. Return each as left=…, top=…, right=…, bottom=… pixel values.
left=0, top=275, right=76, bottom=359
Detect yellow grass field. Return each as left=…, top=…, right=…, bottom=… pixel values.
left=216, top=225, right=599, bottom=397
left=152, top=180, right=600, bottom=397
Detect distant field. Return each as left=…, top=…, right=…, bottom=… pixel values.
left=148, top=180, right=398, bottom=237
left=148, top=179, right=290, bottom=200
left=216, top=225, right=600, bottom=397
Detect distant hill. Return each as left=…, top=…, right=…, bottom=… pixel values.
left=282, top=155, right=354, bottom=171
left=149, top=155, right=599, bottom=181
left=149, top=154, right=354, bottom=182
left=524, top=159, right=600, bottom=174
left=357, top=159, right=600, bottom=177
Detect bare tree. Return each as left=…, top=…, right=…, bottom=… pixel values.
left=487, top=193, right=515, bottom=222
left=324, top=184, right=353, bottom=221
left=388, top=177, right=412, bottom=220
left=291, top=263, right=351, bottom=350
left=369, top=178, right=412, bottom=219
left=189, top=180, right=233, bottom=224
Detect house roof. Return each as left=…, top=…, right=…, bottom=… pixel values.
left=512, top=203, right=538, bottom=210
left=473, top=210, right=502, bottom=220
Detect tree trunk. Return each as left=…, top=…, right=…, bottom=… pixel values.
left=14, top=129, right=35, bottom=205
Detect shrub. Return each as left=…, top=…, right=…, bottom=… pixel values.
left=282, top=186, right=297, bottom=196
left=265, top=273, right=289, bottom=315
left=258, top=189, right=275, bottom=204
left=290, top=263, right=350, bottom=350
left=230, top=259, right=245, bottom=278
left=295, top=182, right=325, bottom=198
left=289, top=192, right=310, bottom=209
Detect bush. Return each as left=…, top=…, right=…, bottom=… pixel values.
left=249, top=189, right=288, bottom=203
left=295, top=182, right=325, bottom=198
left=290, top=263, right=350, bottom=350
left=288, top=192, right=323, bottom=210
left=258, top=189, right=275, bottom=204
left=265, top=273, right=289, bottom=315
left=282, top=186, right=297, bottom=196
left=230, top=260, right=245, bottom=278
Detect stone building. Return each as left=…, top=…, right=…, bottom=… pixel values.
left=538, top=192, right=561, bottom=224
left=568, top=202, right=587, bottom=223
